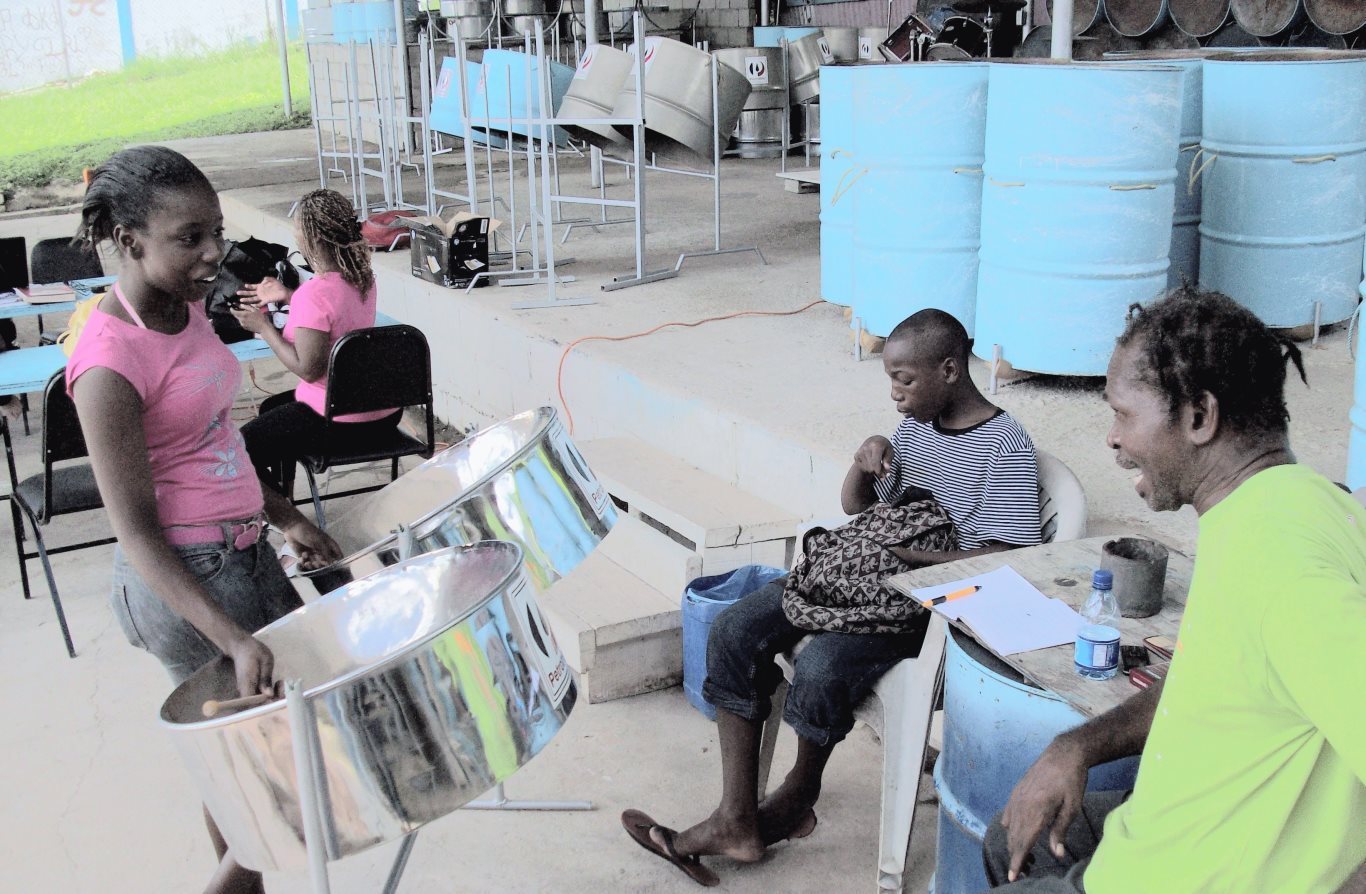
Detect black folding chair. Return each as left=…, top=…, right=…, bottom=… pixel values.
left=30, top=238, right=104, bottom=347
left=285, top=324, right=435, bottom=528
left=5, top=370, right=115, bottom=658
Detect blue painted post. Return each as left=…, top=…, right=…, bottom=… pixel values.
left=116, top=0, right=136, bottom=64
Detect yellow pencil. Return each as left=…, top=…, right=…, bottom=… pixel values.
left=921, top=584, right=982, bottom=608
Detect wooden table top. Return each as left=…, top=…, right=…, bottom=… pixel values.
left=885, top=536, right=1192, bottom=718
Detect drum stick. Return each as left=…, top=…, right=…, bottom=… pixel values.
left=202, top=692, right=277, bottom=718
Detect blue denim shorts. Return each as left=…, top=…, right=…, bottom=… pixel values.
left=701, top=577, right=929, bottom=746
left=110, top=538, right=303, bottom=687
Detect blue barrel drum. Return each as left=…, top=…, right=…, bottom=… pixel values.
left=1199, top=51, right=1366, bottom=329
left=819, top=65, right=856, bottom=309
left=975, top=61, right=1183, bottom=376
left=475, top=48, right=575, bottom=146
left=851, top=62, right=988, bottom=337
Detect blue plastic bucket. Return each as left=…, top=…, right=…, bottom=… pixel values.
left=682, top=566, right=786, bottom=720
left=1199, top=51, right=1366, bottom=329
left=934, top=628, right=1140, bottom=893
left=851, top=62, right=988, bottom=338
left=975, top=61, right=1183, bottom=376
left=819, top=65, right=855, bottom=310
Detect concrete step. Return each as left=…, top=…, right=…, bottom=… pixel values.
left=539, top=549, right=682, bottom=704
left=597, top=512, right=702, bottom=605
left=579, top=436, right=801, bottom=576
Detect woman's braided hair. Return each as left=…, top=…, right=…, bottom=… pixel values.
left=296, top=189, right=374, bottom=297
left=76, top=145, right=214, bottom=249
left=1116, top=285, right=1307, bottom=439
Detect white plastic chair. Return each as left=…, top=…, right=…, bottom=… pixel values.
left=755, top=449, right=1086, bottom=893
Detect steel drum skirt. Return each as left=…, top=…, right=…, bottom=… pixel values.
left=431, top=57, right=509, bottom=149
left=299, top=407, right=616, bottom=598
left=557, top=44, right=634, bottom=149
left=161, top=543, right=576, bottom=872
left=975, top=61, right=1182, bottom=376
left=474, top=49, right=575, bottom=145
left=1199, top=51, right=1366, bottom=328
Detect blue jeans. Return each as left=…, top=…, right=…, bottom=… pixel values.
left=110, top=537, right=302, bottom=686
left=701, top=577, right=929, bottom=746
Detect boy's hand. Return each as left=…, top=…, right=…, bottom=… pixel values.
left=854, top=436, right=894, bottom=479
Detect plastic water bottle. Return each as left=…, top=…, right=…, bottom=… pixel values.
left=1075, top=569, right=1121, bottom=680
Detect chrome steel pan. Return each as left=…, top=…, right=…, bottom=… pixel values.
left=297, top=407, right=616, bottom=599
left=161, top=543, right=575, bottom=872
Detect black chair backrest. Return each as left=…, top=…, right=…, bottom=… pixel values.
left=31, top=238, right=103, bottom=284
left=324, top=324, right=433, bottom=420
left=43, top=371, right=90, bottom=466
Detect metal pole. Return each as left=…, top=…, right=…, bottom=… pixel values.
left=454, top=29, right=481, bottom=212
left=286, top=680, right=331, bottom=894
left=1050, top=0, right=1074, bottom=59
left=632, top=14, right=647, bottom=279
left=277, top=0, right=294, bottom=116
left=711, top=54, right=722, bottom=252
left=586, top=0, right=600, bottom=45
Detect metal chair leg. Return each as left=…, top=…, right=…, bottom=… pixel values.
left=304, top=466, right=326, bottom=529
left=19, top=393, right=29, bottom=437
left=9, top=498, right=31, bottom=600
left=28, top=518, right=75, bottom=658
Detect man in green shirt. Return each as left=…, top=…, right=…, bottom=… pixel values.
left=982, top=287, right=1366, bottom=894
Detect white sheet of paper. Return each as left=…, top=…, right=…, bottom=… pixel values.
left=911, top=565, right=1084, bottom=656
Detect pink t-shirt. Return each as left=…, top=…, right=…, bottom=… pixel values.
left=283, top=272, right=393, bottom=423
left=66, top=305, right=264, bottom=528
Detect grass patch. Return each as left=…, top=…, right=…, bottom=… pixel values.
left=0, top=41, right=311, bottom=194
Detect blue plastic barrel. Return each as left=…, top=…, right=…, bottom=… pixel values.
left=1347, top=240, right=1366, bottom=490
left=360, top=2, right=397, bottom=44
left=975, top=61, right=1182, bottom=376
left=753, top=26, right=822, bottom=47
left=1199, top=51, right=1366, bottom=329
left=851, top=62, right=987, bottom=337
left=935, top=629, right=1140, bottom=894
left=430, top=57, right=509, bottom=149
left=682, top=566, right=786, bottom=720
left=819, top=65, right=855, bottom=309
left=1104, top=52, right=1206, bottom=290
left=475, top=49, right=575, bottom=146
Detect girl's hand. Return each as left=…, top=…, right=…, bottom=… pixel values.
left=226, top=631, right=277, bottom=697
left=282, top=519, right=342, bottom=571
left=236, top=277, right=291, bottom=307
left=230, top=303, right=272, bottom=334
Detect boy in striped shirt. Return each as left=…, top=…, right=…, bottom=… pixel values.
left=623, top=309, right=1041, bottom=885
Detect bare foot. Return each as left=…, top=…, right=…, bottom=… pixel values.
left=758, top=778, right=820, bottom=845
left=667, top=809, right=766, bottom=863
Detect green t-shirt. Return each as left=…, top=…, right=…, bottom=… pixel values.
left=1085, top=464, right=1366, bottom=893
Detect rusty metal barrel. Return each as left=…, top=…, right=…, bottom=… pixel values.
left=1106, top=0, right=1171, bottom=37
left=1170, top=0, right=1230, bottom=37
left=1230, top=0, right=1304, bottom=37
left=1305, top=0, right=1366, bottom=35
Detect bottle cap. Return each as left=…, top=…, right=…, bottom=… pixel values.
left=1091, top=568, right=1114, bottom=589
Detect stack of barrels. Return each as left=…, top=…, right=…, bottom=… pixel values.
left=1026, top=0, right=1366, bottom=57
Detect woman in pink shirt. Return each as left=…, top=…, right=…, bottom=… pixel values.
left=233, top=189, right=400, bottom=494
left=67, top=146, right=341, bottom=894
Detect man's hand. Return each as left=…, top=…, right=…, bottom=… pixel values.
left=236, top=277, right=291, bottom=307
left=854, top=436, right=894, bottom=478
left=230, top=303, right=272, bottom=334
left=226, top=631, right=276, bottom=698
left=281, top=518, right=343, bottom=571
left=1000, top=737, right=1090, bottom=881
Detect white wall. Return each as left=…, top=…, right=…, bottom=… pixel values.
left=130, top=0, right=272, bottom=58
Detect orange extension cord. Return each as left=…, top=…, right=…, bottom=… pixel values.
left=556, top=299, right=826, bottom=435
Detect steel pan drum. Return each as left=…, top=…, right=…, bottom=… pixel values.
left=821, top=27, right=861, bottom=62
left=298, top=407, right=616, bottom=599
left=161, top=543, right=575, bottom=871
left=789, top=32, right=833, bottom=101
left=609, top=37, right=753, bottom=162
left=1170, top=0, right=1229, bottom=37
left=1048, top=0, right=1106, bottom=35
left=716, top=47, right=787, bottom=158
left=556, top=44, right=634, bottom=149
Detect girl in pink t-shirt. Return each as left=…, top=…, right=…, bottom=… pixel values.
left=66, top=146, right=341, bottom=894
left=233, top=189, right=400, bottom=493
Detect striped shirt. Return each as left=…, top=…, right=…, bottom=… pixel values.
left=873, top=411, right=1041, bottom=550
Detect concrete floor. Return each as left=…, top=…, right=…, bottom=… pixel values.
left=0, top=126, right=1357, bottom=893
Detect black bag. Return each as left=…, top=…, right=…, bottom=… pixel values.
left=205, top=237, right=301, bottom=344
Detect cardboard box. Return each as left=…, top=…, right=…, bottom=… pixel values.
left=406, top=212, right=501, bottom=289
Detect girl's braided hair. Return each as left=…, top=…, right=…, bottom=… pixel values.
left=75, top=145, right=214, bottom=249
left=1116, top=285, right=1307, bottom=439
left=296, top=189, right=374, bottom=296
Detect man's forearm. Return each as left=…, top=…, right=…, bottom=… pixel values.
left=889, top=541, right=1015, bottom=567
left=841, top=464, right=880, bottom=515
left=1059, top=678, right=1165, bottom=766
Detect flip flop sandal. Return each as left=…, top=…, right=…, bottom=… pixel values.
left=621, top=809, right=721, bottom=888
